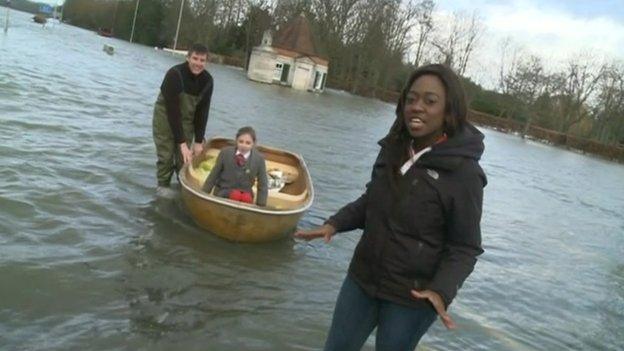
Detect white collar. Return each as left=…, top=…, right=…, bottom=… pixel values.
left=236, top=149, right=251, bottom=159
left=399, top=146, right=431, bottom=175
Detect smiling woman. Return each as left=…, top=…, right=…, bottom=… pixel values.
left=295, top=64, right=486, bottom=351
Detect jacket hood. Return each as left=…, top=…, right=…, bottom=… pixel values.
left=430, top=123, right=484, bottom=160
left=413, top=123, right=485, bottom=175
left=377, top=123, right=485, bottom=173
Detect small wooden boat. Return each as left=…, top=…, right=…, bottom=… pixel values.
left=180, top=137, right=314, bottom=242
left=33, top=14, right=47, bottom=24
left=97, top=28, right=113, bottom=37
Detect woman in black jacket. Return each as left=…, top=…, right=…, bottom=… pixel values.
left=295, top=64, right=486, bottom=351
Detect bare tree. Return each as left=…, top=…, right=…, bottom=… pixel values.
left=553, top=53, right=607, bottom=133
left=431, top=10, right=483, bottom=76
left=503, top=55, right=554, bottom=136
left=591, top=62, right=624, bottom=144
left=412, top=0, right=434, bottom=67
left=497, top=36, right=523, bottom=95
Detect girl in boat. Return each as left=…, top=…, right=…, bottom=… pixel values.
left=202, top=126, right=268, bottom=206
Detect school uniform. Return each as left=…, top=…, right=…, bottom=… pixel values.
left=202, top=146, right=268, bottom=206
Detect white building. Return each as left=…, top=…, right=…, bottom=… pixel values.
left=247, top=15, right=329, bottom=93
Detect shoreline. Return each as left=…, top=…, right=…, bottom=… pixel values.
left=196, top=52, right=624, bottom=164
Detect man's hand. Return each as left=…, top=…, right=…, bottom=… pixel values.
left=192, top=142, right=204, bottom=157
left=411, top=289, right=456, bottom=329
left=179, top=143, right=193, bottom=165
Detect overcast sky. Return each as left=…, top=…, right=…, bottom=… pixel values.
left=435, top=0, right=624, bottom=88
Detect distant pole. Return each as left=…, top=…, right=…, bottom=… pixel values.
left=173, top=0, right=185, bottom=50
left=59, top=0, right=64, bottom=23
left=129, top=0, right=140, bottom=43
left=111, top=0, right=119, bottom=34
left=3, top=0, right=10, bottom=34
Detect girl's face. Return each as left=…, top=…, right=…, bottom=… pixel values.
left=403, top=74, right=446, bottom=143
left=236, top=133, right=254, bottom=154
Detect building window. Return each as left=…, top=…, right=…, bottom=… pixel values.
left=273, top=63, right=283, bottom=81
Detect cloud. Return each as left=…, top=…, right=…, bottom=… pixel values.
left=436, top=0, right=624, bottom=88
left=484, top=1, right=624, bottom=60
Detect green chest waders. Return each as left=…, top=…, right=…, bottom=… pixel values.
left=152, top=91, right=202, bottom=186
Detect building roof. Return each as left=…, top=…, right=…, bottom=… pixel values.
left=274, top=47, right=329, bottom=67
left=273, top=14, right=327, bottom=62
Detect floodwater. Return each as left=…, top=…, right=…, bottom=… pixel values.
left=1, top=9, right=623, bottom=351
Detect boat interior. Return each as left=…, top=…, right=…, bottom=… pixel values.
left=184, top=138, right=311, bottom=211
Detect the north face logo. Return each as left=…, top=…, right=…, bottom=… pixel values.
left=426, top=169, right=439, bottom=180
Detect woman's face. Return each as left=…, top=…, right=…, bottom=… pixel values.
left=236, top=133, right=254, bottom=153
left=403, top=74, right=447, bottom=142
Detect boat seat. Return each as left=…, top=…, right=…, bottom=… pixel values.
left=198, top=148, right=306, bottom=210
left=265, top=188, right=308, bottom=210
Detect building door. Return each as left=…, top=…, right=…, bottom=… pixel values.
left=280, top=64, right=290, bottom=83
left=313, top=71, right=326, bottom=90
left=313, top=71, right=320, bottom=90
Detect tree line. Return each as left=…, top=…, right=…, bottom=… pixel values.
left=13, top=0, right=624, bottom=146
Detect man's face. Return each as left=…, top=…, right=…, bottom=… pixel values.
left=186, top=52, right=208, bottom=75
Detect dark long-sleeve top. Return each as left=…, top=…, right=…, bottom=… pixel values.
left=160, top=62, right=214, bottom=143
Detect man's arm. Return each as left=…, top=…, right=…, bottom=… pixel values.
left=161, top=68, right=186, bottom=144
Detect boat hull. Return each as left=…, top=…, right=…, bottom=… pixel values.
left=181, top=187, right=304, bottom=242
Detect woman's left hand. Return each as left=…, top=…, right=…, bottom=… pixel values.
left=411, top=289, right=457, bottom=330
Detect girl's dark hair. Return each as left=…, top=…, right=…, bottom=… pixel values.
left=386, top=64, right=467, bottom=144
left=236, top=126, right=257, bottom=142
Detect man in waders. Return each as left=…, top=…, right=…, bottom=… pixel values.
left=152, top=43, right=214, bottom=197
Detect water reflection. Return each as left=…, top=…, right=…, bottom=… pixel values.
left=122, top=195, right=302, bottom=342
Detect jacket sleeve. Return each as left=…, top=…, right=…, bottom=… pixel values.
left=325, top=147, right=385, bottom=232
left=255, top=153, right=268, bottom=206
left=428, top=164, right=485, bottom=308
left=202, top=149, right=225, bottom=194
left=325, top=192, right=367, bottom=232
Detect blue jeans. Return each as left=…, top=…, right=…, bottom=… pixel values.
left=324, top=274, right=437, bottom=351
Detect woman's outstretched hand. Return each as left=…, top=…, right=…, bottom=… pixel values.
left=411, top=289, right=457, bottom=330
left=294, top=223, right=337, bottom=243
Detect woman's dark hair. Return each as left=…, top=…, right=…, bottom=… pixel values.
left=382, top=64, right=468, bottom=184
left=236, top=126, right=257, bottom=142
left=386, top=64, right=467, bottom=144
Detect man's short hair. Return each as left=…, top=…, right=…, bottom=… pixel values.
left=187, top=43, right=209, bottom=57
